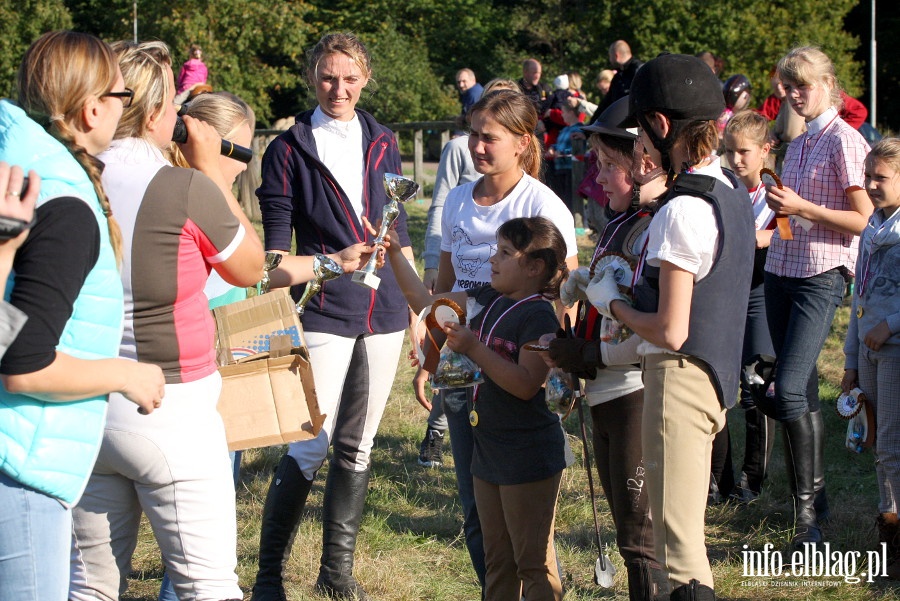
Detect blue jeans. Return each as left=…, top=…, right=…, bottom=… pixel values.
left=740, top=282, right=776, bottom=409
left=764, top=269, right=845, bottom=421
left=443, top=387, right=486, bottom=593
left=158, top=450, right=242, bottom=601
left=0, top=472, right=71, bottom=601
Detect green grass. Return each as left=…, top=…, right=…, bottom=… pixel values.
left=123, top=201, right=900, bottom=600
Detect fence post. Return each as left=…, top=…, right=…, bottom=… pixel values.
left=413, top=129, right=424, bottom=197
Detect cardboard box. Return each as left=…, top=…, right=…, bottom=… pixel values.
left=212, top=290, right=326, bottom=451
left=212, top=288, right=305, bottom=365
left=217, top=347, right=326, bottom=451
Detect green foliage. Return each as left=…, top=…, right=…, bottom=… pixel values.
left=0, top=0, right=72, bottom=100
left=357, top=24, right=459, bottom=123
left=19, top=0, right=872, bottom=128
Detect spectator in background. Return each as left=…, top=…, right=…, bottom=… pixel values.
left=593, top=40, right=643, bottom=117
left=518, top=58, right=552, bottom=118
left=696, top=51, right=719, bottom=76
left=595, top=69, right=616, bottom=100
left=567, top=72, right=598, bottom=119
left=542, top=74, right=573, bottom=149
left=546, top=103, right=585, bottom=217
left=176, top=44, right=208, bottom=100
left=456, top=68, right=484, bottom=117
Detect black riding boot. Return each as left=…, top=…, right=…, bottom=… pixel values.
left=737, top=407, right=774, bottom=500
left=251, top=455, right=314, bottom=601
left=315, top=465, right=371, bottom=600
left=810, top=409, right=830, bottom=524
left=626, top=558, right=669, bottom=601
left=666, top=579, right=715, bottom=601
left=782, top=412, right=822, bottom=549
left=708, top=421, right=734, bottom=504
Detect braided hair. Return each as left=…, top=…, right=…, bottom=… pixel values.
left=17, top=31, right=124, bottom=265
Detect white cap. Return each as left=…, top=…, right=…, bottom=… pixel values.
left=553, top=74, right=569, bottom=90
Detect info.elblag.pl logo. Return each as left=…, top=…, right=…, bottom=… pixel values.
left=741, top=543, right=889, bottom=585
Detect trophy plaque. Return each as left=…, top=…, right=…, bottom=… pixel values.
left=352, top=173, right=419, bottom=290
left=296, top=254, right=342, bottom=315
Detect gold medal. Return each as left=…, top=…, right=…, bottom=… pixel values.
left=857, top=305, right=864, bottom=318
left=469, top=410, right=479, bottom=427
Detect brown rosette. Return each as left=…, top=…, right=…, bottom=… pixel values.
left=760, top=168, right=792, bottom=241
left=421, top=298, right=466, bottom=373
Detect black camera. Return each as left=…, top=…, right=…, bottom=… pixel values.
left=171, top=116, right=252, bottom=164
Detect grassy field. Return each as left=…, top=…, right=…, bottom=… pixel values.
left=123, top=200, right=900, bottom=600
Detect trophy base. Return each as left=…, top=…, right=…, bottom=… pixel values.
left=352, top=270, right=381, bottom=290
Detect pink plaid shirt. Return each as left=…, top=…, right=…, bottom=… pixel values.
left=765, top=107, right=870, bottom=278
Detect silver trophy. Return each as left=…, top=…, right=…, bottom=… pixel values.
left=296, top=254, right=343, bottom=315
left=259, top=251, right=284, bottom=294
left=352, top=173, right=419, bottom=290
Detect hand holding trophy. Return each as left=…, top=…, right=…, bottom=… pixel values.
left=296, top=254, right=343, bottom=315
left=352, top=173, right=419, bottom=290
left=259, top=251, right=284, bottom=294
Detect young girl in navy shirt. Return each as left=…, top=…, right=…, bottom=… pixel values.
left=388, top=215, right=569, bottom=601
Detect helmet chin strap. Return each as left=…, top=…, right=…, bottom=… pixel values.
left=629, top=133, right=666, bottom=209
left=637, top=112, right=690, bottom=184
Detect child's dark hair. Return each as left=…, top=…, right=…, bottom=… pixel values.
left=496, top=216, right=569, bottom=300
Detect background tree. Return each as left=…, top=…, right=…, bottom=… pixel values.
left=8, top=0, right=894, bottom=132
left=0, top=0, right=72, bottom=99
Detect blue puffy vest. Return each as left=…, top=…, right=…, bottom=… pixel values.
left=0, top=100, right=124, bottom=504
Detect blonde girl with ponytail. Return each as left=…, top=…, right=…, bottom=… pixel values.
left=67, top=39, right=266, bottom=601
left=0, top=30, right=165, bottom=601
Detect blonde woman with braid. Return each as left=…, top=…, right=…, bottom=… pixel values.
left=0, top=31, right=165, bottom=601
left=68, top=41, right=264, bottom=601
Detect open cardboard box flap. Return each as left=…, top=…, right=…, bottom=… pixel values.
left=213, top=291, right=325, bottom=451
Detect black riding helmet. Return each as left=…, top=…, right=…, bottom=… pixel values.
left=582, top=97, right=654, bottom=210
left=724, top=74, right=752, bottom=110
left=623, top=53, right=725, bottom=174
left=581, top=97, right=637, bottom=139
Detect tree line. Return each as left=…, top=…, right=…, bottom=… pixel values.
left=1, top=0, right=896, bottom=132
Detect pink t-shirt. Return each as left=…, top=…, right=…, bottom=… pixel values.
left=177, top=58, right=208, bottom=94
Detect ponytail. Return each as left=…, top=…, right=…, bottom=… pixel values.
left=17, top=31, right=124, bottom=265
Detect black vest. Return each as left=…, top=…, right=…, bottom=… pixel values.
left=634, top=172, right=755, bottom=408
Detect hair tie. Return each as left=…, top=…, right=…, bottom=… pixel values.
left=103, top=207, right=113, bottom=218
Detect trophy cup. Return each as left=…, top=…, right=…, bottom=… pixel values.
left=296, top=254, right=343, bottom=315
left=352, top=173, right=419, bottom=290
left=259, top=251, right=284, bottom=294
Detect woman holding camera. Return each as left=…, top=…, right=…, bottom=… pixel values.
left=0, top=31, right=166, bottom=601
left=67, top=41, right=264, bottom=601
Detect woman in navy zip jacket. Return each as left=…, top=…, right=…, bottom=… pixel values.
left=251, top=33, right=414, bottom=601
